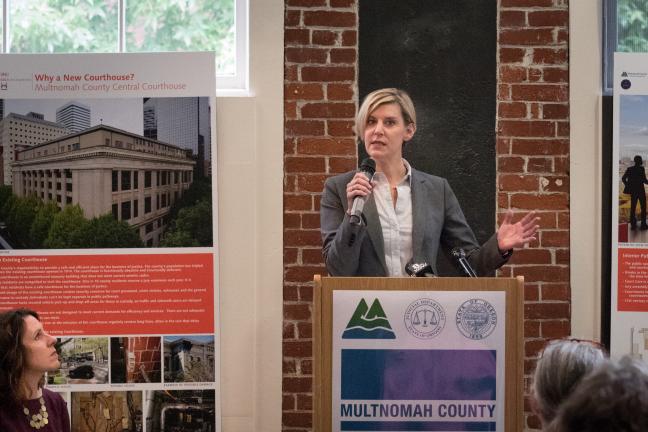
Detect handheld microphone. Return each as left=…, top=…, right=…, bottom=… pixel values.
left=451, top=247, right=478, bottom=278
left=405, top=261, right=436, bottom=277
left=349, top=158, right=376, bottom=226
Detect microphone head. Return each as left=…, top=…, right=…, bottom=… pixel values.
left=405, top=261, right=434, bottom=277
left=405, top=262, right=417, bottom=276
left=359, top=158, right=376, bottom=176
left=451, top=247, right=466, bottom=259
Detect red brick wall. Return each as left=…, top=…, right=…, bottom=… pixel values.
left=282, top=0, right=569, bottom=430
left=496, top=0, right=569, bottom=429
left=283, top=0, right=358, bottom=430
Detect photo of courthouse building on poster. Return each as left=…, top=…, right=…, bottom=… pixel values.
left=0, top=96, right=212, bottom=249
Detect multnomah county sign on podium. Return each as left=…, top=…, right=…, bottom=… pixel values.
left=313, top=276, right=524, bottom=432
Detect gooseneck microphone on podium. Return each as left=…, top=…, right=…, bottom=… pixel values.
left=405, top=261, right=436, bottom=277
left=452, top=247, right=478, bottom=277
left=349, top=158, right=376, bottom=226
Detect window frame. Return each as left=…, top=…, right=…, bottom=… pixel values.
left=1, top=0, right=248, bottom=94
left=603, top=0, right=618, bottom=95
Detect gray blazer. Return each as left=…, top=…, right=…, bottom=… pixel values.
left=320, top=168, right=508, bottom=276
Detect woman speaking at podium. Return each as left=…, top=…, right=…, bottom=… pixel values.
left=0, top=308, right=70, bottom=432
left=320, top=88, right=538, bottom=277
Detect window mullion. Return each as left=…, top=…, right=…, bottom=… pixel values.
left=603, top=0, right=618, bottom=94
left=3, top=0, right=7, bottom=53
left=119, top=0, right=125, bottom=52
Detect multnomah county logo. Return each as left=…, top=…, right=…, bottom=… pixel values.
left=342, top=298, right=395, bottom=339
left=403, top=298, right=446, bottom=339
left=456, top=298, right=497, bottom=340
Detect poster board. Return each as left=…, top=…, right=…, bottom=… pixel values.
left=610, top=52, right=648, bottom=358
left=0, top=52, right=220, bottom=432
left=314, top=276, right=524, bottom=432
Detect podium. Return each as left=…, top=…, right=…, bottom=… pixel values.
left=313, top=276, right=524, bottom=432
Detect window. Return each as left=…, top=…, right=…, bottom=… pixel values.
left=133, top=171, right=139, bottom=190
left=121, top=171, right=131, bottom=191
left=604, top=0, right=648, bottom=92
left=112, top=171, right=118, bottom=192
left=133, top=199, right=139, bottom=218
left=145, top=196, right=152, bottom=214
left=121, top=201, right=131, bottom=220
left=2, top=0, right=248, bottom=94
left=145, top=171, right=152, bottom=188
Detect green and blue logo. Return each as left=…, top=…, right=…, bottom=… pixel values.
left=342, top=298, right=395, bottom=339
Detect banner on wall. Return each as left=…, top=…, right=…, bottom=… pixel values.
left=612, top=52, right=648, bottom=358
left=332, top=290, right=505, bottom=432
left=0, top=52, right=220, bottom=431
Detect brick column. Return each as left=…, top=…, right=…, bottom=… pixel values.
left=496, top=0, right=569, bottom=430
left=283, top=0, right=358, bottom=430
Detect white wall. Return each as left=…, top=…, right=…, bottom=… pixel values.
left=217, top=0, right=283, bottom=430
left=570, top=0, right=603, bottom=339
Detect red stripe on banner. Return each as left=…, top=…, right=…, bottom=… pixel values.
left=618, top=248, right=648, bottom=312
left=0, top=253, right=215, bottom=335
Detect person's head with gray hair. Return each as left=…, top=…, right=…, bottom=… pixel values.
left=531, top=338, right=606, bottom=426
left=546, top=356, right=648, bottom=432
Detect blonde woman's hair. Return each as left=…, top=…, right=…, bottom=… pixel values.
left=355, top=88, right=416, bottom=140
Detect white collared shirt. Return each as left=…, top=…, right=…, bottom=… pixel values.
left=372, top=160, right=413, bottom=276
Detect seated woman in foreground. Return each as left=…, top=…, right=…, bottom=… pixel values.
left=0, top=308, right=70, bottom=432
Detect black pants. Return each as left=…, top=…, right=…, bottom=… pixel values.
left=630, top=193, right=647, bottom=227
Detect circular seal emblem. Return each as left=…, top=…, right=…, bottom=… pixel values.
left=455, top=298, right=497, bottom=340
left=621, top=79, right=632, bottom=90
left=404, top=298, right=446, bottom=339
